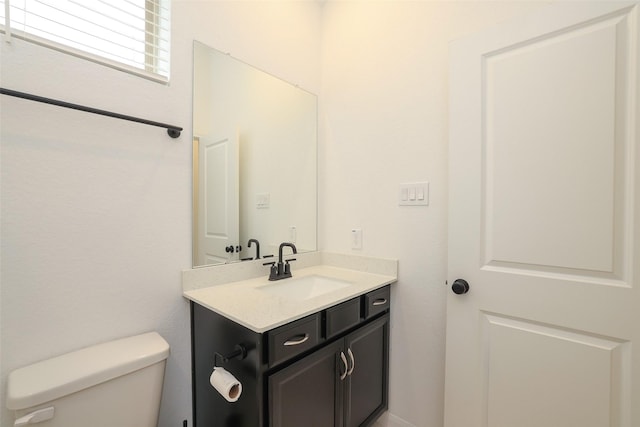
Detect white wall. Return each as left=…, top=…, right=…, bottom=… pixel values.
left=0, top=2, right=321, bottom=427
left=319, top=2, right=548, bottom=426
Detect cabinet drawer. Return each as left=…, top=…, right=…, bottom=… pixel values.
left=268, top=313, right=321, bottom=367
left=325, top=297, right=360, bottom=339
left=363, top=286, right=390, bottom=319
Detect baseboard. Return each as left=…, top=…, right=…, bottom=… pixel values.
left=372, top=411, right=416, bottom=427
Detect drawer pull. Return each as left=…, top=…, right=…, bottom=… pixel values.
left=347, top=348, right=355, bottom=376
left=283, top=334, right=309, bottom=346
left=340, top=352, right=348, bottom=380
left=372, top=298, right=387, bottom=306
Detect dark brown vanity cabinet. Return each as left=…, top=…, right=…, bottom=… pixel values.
left=269, top=314, right=389, bottom=427
left=190, top=285, right=390, bottom=427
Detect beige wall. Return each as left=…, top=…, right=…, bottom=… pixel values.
left=319, top=2, right=549, bottom=425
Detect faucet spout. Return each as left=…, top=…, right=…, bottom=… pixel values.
left=278, top=242, right=297, bottom=263
left=248, top=238, right=260, bottom=260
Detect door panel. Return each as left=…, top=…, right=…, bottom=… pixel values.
left=484, top=314, right=630, bottom=427
left=483, top=6, right=629, bottom=276
left=195, top=132, right=239, bottom=265
left=446, top=2, right=639, bottom=426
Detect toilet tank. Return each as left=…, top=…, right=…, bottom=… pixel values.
left=6, top=332, right=170, bottom=427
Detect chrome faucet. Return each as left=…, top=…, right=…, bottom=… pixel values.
left=263, top=242, right=297, bottom=281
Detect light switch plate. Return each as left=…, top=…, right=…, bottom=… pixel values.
left=399, top=182, right=429, bottom=206
left=256, top=193, right=270, bottom=209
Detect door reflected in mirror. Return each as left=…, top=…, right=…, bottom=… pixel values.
left=192, top=41, right=317, bottom=267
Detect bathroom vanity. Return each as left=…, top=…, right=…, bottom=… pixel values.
left=183, top=254, right=396, bottom=427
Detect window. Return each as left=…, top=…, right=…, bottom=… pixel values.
left=1, top=0, right=170, bottom=82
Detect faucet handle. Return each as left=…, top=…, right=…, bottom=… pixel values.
left=263, top=261, right=278, bottom=280
left=284, top=258, right=296, bottom=275
left=263, top=261, right=275, bottom=271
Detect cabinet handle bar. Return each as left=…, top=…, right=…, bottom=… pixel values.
left=347, top=348, right=355, bottom=376
left=283, top=334, right=309, bottom=346
left=340, top=352, right=348, bottom=380
left=372, top=298, right=387, bottom=306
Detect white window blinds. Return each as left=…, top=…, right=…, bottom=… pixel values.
left=1, top=0, right=171, bottom=82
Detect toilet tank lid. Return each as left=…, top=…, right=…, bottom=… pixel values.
left=6, top=332, right=170, bottom=410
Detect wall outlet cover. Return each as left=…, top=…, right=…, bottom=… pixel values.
left=351, top=228, right=363, bottom=250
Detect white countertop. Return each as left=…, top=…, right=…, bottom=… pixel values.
left=183, top=263, right=397, bottom=333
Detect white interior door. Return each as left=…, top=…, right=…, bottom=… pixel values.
left=195, top=131, right=239, bottom=265
left=445, top=2, right=640, bottom=426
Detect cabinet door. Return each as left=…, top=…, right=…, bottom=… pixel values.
left=269, top=339, right=344, bottom=427
left=344, top=314, right=389, bottom=427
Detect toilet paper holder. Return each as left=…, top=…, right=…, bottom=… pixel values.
left=214, top=344, right=247, bottom=366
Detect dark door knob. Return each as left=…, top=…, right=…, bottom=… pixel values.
left=225, top=245, right=234, bottom=253
left=452, top=279, right=470, bottom=295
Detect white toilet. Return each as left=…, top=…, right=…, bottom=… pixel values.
left=6, top=331, right=170, bottom=427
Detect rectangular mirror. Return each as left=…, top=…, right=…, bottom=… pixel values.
left=192, top=41, right=317, bottom=267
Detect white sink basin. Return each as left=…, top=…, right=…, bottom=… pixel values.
left=258, top=275, right=352, bottom=301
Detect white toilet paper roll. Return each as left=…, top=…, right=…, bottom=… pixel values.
left=210, top=367, right=242, bottom=403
